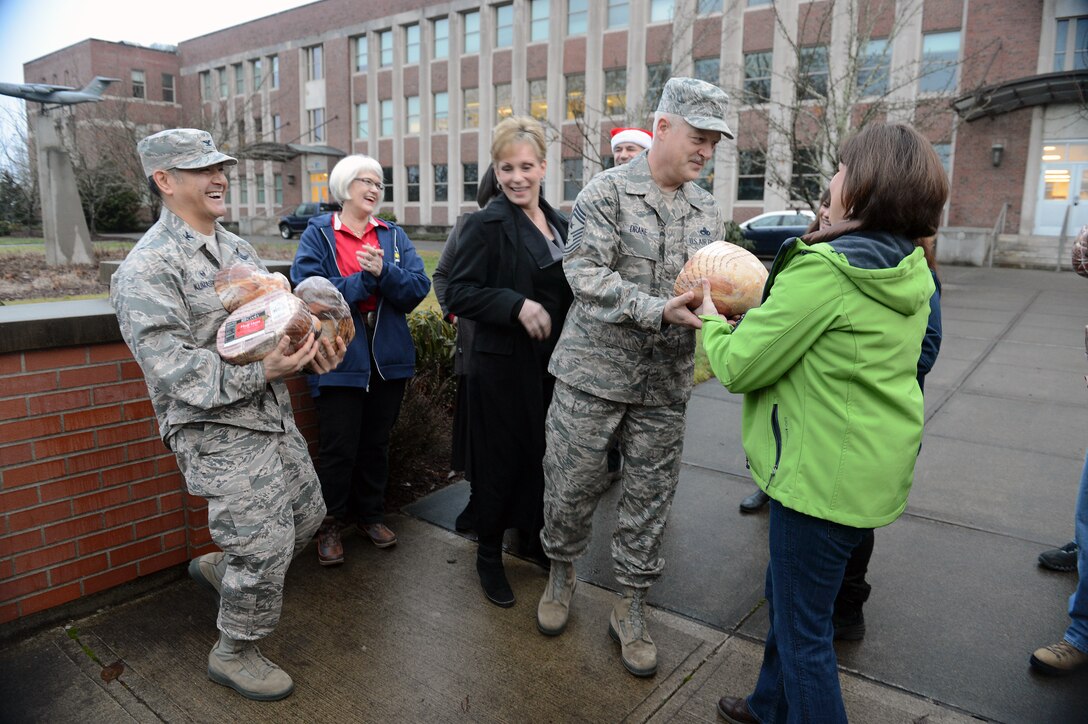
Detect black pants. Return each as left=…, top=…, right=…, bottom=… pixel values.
left=314, top=378, right=406, bottom=525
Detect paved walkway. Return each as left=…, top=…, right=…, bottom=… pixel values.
left=2, top=265, right=1087, bottom=723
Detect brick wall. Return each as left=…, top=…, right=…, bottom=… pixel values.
left=0, top=338, right=317, bottom=627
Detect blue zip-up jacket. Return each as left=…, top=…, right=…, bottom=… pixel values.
left=291, top=213, right=431, bottom=393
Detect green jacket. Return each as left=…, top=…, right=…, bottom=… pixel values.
left=702, top=233, right=935, bottom=528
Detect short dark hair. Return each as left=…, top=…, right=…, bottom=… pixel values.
left=838, top=123, right=948, bottom=239
left=147, top=175, right=161, bottom=199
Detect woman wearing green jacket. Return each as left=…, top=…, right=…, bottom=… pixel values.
left=705, top=123, right=949, bottom=724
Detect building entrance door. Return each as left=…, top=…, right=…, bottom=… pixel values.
left=1035, top=142, right=1088, bottom=236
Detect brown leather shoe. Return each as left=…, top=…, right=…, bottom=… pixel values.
left=316, top=517, right=344, bottom=566
left=717, top=696, right=757, bottom=724
left=362, top=523, right=397, bottom=548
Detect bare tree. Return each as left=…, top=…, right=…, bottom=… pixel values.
left=0, top=105, right=40, bottom=234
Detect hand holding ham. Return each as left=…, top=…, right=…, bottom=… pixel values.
left=263, top=333, right=319, bottom=381
left=663, top=290, right=703, bottom=329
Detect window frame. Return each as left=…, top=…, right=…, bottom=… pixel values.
left=433, top=18, right=450, bottom=59
left=463, top=10, right=481, bottom=54
left=530, top=0, right=549, bottom=42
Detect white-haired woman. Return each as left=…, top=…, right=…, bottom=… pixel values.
left=291, top=154, right=431, bottom=564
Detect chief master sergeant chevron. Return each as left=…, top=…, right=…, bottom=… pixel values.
left=110, top=129, right=345, bottom=701
left=537, top=78, right=732, bottom=677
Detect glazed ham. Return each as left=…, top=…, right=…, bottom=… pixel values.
left=216, top=290, right=317, bottom=365
left=293, top=276, right=355, bottom=346
left=674, top=241, right=768, bottom=316
left=215, top=264, right=291, bottom=313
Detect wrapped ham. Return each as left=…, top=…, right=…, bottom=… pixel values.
left=216, top=290, right=318, bottom=365
left=674, top=240, right=768, bottom=316
left=293, top=276, right=356, bottom=346
left=215, top=263, right=291, bottom=312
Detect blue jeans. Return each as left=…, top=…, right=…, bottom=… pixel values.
left=1065, top=449, right=1088, bottom=654
left=747, top=501, right=867, bottom=724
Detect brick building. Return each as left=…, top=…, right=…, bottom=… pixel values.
left=22, top=0, right=1088, bottom=265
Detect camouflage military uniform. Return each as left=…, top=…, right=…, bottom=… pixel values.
left=542, top=152, right=725, bottom=588
left=110, top=206, right=325, bottom=641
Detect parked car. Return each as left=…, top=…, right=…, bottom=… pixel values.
left=740, top=209, right=816, bottom=259
left=278, top=202, right=341, bottom=239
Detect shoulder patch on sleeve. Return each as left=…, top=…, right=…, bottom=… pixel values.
left=565, top=204, right=586, bottom=253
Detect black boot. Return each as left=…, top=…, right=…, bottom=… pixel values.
left=477, top=536, right=515, bottom=608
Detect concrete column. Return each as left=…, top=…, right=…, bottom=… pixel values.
left=33, top=112, right=94, bottom=267
left=764, top=0, right=799, bottom=210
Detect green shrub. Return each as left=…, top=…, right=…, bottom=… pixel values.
left=723, top=220, right=750, bottom=249
left=376, top=210, right=398, bottom=224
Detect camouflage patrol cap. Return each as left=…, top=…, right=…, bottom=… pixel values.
left=656, top=77, right=735, bottom=140
left=137, top=128, right=238, bottom=177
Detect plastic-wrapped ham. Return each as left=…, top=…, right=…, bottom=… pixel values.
left=293, top=276, right=355, bottom=346
left=674, top=240, right=768, bottom=316
left=214, top=263, right=291, bottom=312
left=216, top=290, right=318, bottom=364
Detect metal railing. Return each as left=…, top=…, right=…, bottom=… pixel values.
left=987, top=202, right=1008, bottom=268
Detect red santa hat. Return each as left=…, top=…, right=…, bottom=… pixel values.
left=610, top=127, right=653, bottom=152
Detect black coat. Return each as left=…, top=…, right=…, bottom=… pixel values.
left=445, top=194, right=572, bottom=536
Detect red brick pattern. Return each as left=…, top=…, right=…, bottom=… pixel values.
left=0, top=346, right=318, bottom=625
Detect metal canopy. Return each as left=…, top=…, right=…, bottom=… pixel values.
left=233, top=142, right=348, bottom=162
left=952, top=69, right=1088, bottom=121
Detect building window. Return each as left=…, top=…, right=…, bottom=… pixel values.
left=309, top=108, right=325, bottom=142
left=238, top=118, right=246, bottom=143
left=200, top=71, right=211, bottom=100
left=434, top=92, right=449, bottom=132
left=797, top=45, right=829, bottom=101
left=131, top=70, right=145, bottom=99
left=463, top=162, right=479, bottom=201
left=790, top=147, right=821, bottom=202
left=694, top=156, right=714, bottom=193
left=406, top=96, right=421, bottom=134
left=698, top=0, right=721, bottom=13
left=274, top=173, right=283, bottom=205
left=604, top=69, right=626, bottom=117
left=530, top=0, right=549, bottom=42
left=919, top=31, right=961, bottom=93
left=218, top=67, right=228, bottom=98
left=405, top=165, right=420, bottom=202
left=646, top=63, right=670, bottom=109
left=933, top=142, right=952, bottom=175
left=529, top=79, right=548, bottom=121
left=464, top=88, right=480, bottom=128
left=495, top=5, right=514, bottom=48
left=355, top=36, right=368, bottom=72
left=744, top=51, right=771, bottom=103
left=563, top=158, right=583, bottom=201
left=382, top=166, right=394, bottom=202
left=233, top=64, right=243, bottom=94
left=272, top=114, right=282, bottom=142
left=650, top=0, right=674, bottom=22
left=565, top=73, right=585, bottom=119
left=162, top=73, right=174, bottom=102
left=737, top=149, right=765, bottom=200
left=256, top=175, right=266, bottom=205
left=270, top=55, right=279, bottom=88
left=608, top=0, right=629, bottom=29
left=380, top=31, right=393, bottom=67
left=857, top=39, right=891, bottom=97
left=306, top=45, right=324, bottom=81
left=434, top=18, right=449, bottom=59
left=356, top=102, right=369, bottom=139
left=255, top=116, right=263, bottom=139
left=251, top=59, right=263, bottom=90
left=381, top=99, right=394, bottom=136
left=434, top=164, right=449, bottom=202
left=568, top=0, right=588, bottom=35
left=748, top=0, right=772, bottom=6
left=239, top=176, right=249, bottom=205
left=694, top=58, right=719, bottom=85
left=464, top=10, right=481, bottom=54
left=405, top=24, right=420, bottom=64
left=495, top=82, right=513, bottom=124
left=1053, top=17, right=1088, bottom=71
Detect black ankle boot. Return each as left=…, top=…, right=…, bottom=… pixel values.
left=476, top=542, right=515, bottom=608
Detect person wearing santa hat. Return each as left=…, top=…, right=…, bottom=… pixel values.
left=610, top=127, right=653, bottom=166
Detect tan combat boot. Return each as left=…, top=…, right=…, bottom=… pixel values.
left=537, top=560, right=576, bottom=636
left=188, top=552, right=226, bottom=596
left=609, top=588, right=657, bottom=677
left=207, top=633, right=295, bottom=701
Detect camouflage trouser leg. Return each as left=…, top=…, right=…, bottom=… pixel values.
left=542, top=381, right=688, bottom=588
left=173, top=422, right=326, bottom=641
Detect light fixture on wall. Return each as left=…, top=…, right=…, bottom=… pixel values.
left=991, top=142, right=1005, bottom=168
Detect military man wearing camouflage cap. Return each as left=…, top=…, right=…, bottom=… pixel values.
left=110, top=129, right=346, bottom=701
left=537, top=78, right=731, bottom=677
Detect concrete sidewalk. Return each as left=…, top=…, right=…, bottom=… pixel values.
left=2, top=265, right=1088, bottom=722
